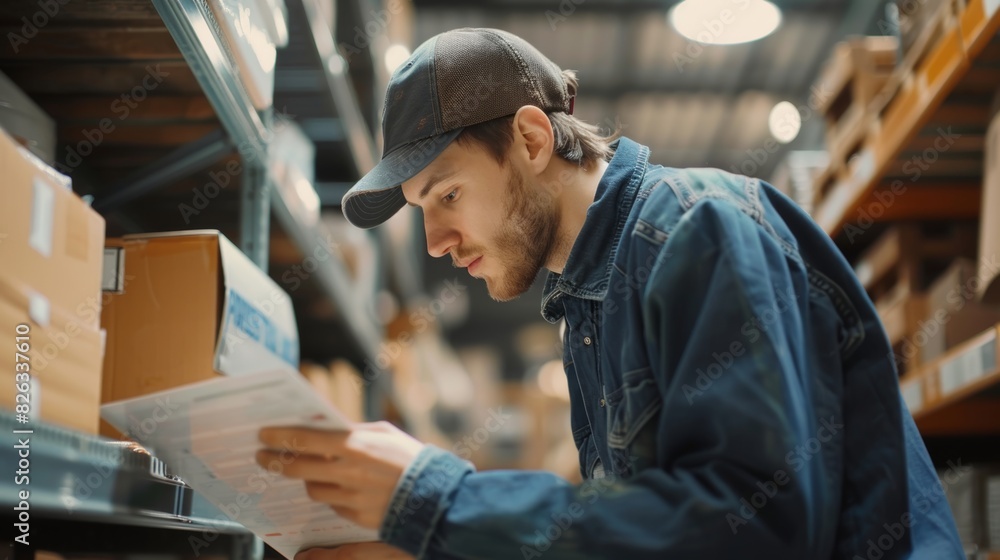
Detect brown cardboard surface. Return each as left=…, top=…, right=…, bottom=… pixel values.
left=0, top=128, right=104, bottom=329
left=922, top=259, right=1000, bottom=364
left=330, top=359, right=364, bottom=423
left=0, top=273, right=103, bottom=434
left=979, top=110, right=1000, bottom=304
left=100, top=234, right=222, bottom=412
left=99, top=231, right=300, bottom=438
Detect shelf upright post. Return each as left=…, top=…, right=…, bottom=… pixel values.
left=151, top=0, right=273, bottom=269
left=240, top=160, right=272, bottom=268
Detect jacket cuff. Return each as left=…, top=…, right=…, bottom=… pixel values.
left=379, top=445, right=474, bottom=558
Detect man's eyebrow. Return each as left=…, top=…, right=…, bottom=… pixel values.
left=406, top=170, right=457, bottom=207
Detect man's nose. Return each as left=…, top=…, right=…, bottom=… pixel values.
left=424, top=217, right=458, bottom=259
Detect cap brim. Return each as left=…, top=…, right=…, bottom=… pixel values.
left=342, top=129, right=464, bottom=228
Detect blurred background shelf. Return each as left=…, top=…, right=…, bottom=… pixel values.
left=813, top=0, right=1000, bottom=236
left=3, top=0, right=1000, bottom=556
left=0, top=0, right=409, bottom=411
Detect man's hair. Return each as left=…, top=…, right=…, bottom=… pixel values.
left=455, top=70, right=619, bottom=170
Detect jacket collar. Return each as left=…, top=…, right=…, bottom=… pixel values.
left=540, top=137, right=650, bottom=323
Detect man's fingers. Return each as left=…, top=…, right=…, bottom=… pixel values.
left=304, top=481, right=358, bottom=508
left=258, top=427, right=349, bottom=457
left=354, top=420, right=397, bottom=433
left=256, top=450, right=342, bottom=482
left=255, top=450, right=382, bottom=488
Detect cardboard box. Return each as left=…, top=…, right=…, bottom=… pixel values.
left=0, top=127, right=106, bottom=329
left=330, top=359, right=364, bottom=423
left=895, top=0, right=955, bottom=61
left=301, top=361, right=332, bottom=400
left=299, top=360, right=364, bottom=423
left=921, top=259, right=1000, bottom=365
left=100, top=231, right=299, bottom=437
left=0, top=70, right=56, bottom=164
left=0, top=273, right=104, bottom=434
left=979, top=107, right=1000, bottom=305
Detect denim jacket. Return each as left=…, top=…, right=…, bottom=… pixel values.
left=379, top=138, right=964, bottom=559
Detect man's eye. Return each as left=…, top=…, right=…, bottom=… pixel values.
left=443, top=189, right=458, bottom=203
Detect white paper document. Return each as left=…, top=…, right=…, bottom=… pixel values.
left=100, top=369, right=378, bottom=559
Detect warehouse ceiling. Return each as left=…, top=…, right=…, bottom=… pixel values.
left=407, top=0, right=891, bottom=377
left=0, top=0, right=893, bottom=380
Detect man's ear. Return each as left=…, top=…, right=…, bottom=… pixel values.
left=512, top=105, right=553, bottom=175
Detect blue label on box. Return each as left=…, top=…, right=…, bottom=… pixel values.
left=226, top=289, right=299, bottom=365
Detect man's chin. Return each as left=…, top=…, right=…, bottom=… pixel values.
left=483, top=273, right=534, bottom=302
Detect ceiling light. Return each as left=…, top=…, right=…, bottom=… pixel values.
left=769, top=101, right=801, bottom=144
left=384, top=44, right=412, bottom=74
left=670, top=0, right=782, bottom=45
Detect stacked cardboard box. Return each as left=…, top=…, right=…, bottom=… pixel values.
left=99, top=231, right=299, bottom=438
left=812, top=36, right=897, bottom=199
left=300, top=360, right=365, bottom=424
left=920, top=259, right=1000, bottom=365
left=0, top=128, right=106, bottom=434
left=894, top=0, right=960, bottom=63
left=978, top=101, right=1000, bottom=305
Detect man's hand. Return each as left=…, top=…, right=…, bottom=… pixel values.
left=295, top=543, right=414, bottom=560
left=257, top=420, right=426, bottom=530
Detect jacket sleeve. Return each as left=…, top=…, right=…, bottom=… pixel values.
left=379, top=199, right=836, bottom=559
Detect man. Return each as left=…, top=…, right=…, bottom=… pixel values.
left=256, top=28, right=963, bottom=559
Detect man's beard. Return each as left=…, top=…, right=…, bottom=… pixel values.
left=485, top=165, right=560, bottom=302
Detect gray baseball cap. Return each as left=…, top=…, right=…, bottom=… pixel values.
left=341, top=28, right=574, bottom=228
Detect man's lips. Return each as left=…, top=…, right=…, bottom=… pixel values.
left=468, top=256, right=482, bottom=275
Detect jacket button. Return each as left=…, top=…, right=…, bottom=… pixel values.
left=584, top=336, right=592, bottom=346
left=599, top=398, right=606, bottom=407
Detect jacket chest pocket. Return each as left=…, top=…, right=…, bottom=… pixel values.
left=605, top=366, right=662, bottom=477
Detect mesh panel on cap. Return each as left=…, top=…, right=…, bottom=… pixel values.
left=434, top=28, right=569, bottom=132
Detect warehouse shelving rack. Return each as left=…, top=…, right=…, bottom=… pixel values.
left=811, top=0, right=1000, bottom=436
left=0, top=0, right=419, bottom=557
left=3, top=409, right=262, bottom=560
left=814, top=0, right=1000, bottom=234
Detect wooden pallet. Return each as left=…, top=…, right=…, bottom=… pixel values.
left=854, top=223, right=978, bottom=375
left=813, top=36, right=898, bottom=163
left=871, top=0, right=966, bottom=125
left=812, top=1, right=968, bottom=211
